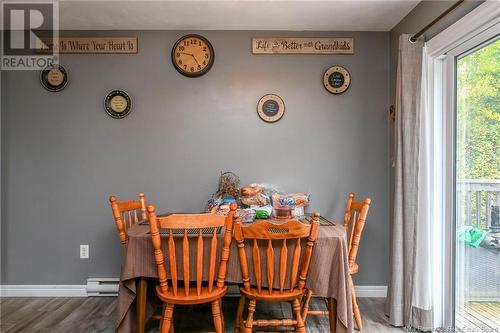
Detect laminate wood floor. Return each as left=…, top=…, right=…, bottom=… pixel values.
left=0, top=297, right=404, bottom=333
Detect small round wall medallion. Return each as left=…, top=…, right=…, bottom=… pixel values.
left=104, top=90, right=132, bottom=119
left=323, top=65, right=351, bottom=94
left=257, top=94, right=285, bottom=123
left=40, top=64, right=68, bottom=92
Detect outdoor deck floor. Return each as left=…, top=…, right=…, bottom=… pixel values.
left=456, top=302, right=500, bottom=332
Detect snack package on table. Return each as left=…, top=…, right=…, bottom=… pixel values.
left=240, top=184, right=262, bottom=196
left=240, top=193, right=269, bottom=206
left=240, top=184, right=269, bottom=207
left=272, top=193, right=310, bottom=208
left=217, top=204, right=231, bottom=215
left=238, top=208, right=256, bottom=223
left=272, top=193, right=310, bottom=218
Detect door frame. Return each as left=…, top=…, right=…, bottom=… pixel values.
left=425, top=2, right=500, bottom=329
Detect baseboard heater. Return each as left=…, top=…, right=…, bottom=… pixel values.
left=86, top=278, right=119, bottom=296
left=86, top=278, right=235, bottom=297
left=85, top=279, right=387, bottom=298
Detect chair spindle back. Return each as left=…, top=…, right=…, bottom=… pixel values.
left=234, top=213, right=320, bottom=295
left=147, top=203, right=236, bottom=297
left=343, top=193, right=371, bottom=268
left=109, top=193, right=147, bottom=246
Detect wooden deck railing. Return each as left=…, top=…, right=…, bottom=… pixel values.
left=457, top=179, right=500, bottom=230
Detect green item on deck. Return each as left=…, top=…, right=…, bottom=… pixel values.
left=457, top=226, right=487, bottom=248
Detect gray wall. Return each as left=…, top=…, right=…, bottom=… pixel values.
left=1, top=30, right=389, bottom=285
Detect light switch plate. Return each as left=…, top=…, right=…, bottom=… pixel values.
left=80, top=244, right=89, bottom=259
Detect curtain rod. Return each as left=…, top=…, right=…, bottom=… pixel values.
left=410, top=0, right=464, bottom=42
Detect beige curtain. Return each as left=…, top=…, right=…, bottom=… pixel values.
left=386, top=34, right=433, bottom=331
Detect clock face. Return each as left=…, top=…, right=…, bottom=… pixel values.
left=171, top=34, right=214, bottom=77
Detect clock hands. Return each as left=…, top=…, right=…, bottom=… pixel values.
left=191, top=55, right=200, bottom=66
left=180, top=52, right=201, bottom=66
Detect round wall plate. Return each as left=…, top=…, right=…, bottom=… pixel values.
left=323, top=65, right=351, bottom=94
left=257, top=94, right=285, bottom=123
left=40, top=64, right=68, bottom=92
left=104, top=90, right=132, bottom=119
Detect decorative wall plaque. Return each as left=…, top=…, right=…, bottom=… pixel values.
left=37, top=37, right=138, bottom=54
left=323, top=66, right=351, bottom=94
left=40, top=64, right=68, bottom=92
left=257, top=94, right=285, bottom=123
left=252, top=38, right=353, bottom=55
left=104, top=90, right=132, bottom=119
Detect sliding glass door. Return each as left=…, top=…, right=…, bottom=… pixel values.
left=455, top=38, right=499, bottom=332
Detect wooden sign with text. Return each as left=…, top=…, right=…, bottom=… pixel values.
left=37, top=37, right=138, bottom=54
left=252, top=37, right=353, bottom=55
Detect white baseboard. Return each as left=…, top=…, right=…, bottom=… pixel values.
left=354, top=285, right=387, bottom=298
left=229, top=285, right=387, bottom=298
left=0, top=284, right=388, bottom=298
left=0, top=285, right=87, bottom=297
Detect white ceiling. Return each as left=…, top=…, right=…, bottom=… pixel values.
left=59, top=0, right=420, bottom=31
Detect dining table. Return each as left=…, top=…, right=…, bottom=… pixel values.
left=115, top=214, right=354, bottom=333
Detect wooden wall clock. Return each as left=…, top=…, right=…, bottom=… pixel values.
left=171, top=34, right=215, bottom=77
left=40, top=64, right=68, bottom=92
left=257, top=94, right=285, bottom=123
left=323, top=65, right=351, bottom=94
left=104, top=90, right=132, bottom=119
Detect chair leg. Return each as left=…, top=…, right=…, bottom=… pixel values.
left=301, top=289, right=314, bottom=321
left=243, top=299, right=256, bottom=333
left=161, top=304, right=174, bottom=333
left=351, top=283, right=363, bottom=331
left=169, top=317, right=174, bottom=333
left=292, top=298, right=306, bottom=333
left=211, top=300, right=224, bottom=333
left=235, top=295, right=246, bottom=333
left=160, top=303, right=174, bottom=333
left=219, top=298, right=225, bottom=333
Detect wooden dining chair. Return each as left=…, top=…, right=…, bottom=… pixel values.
left=302, top=193, right=371, bottom=331
left=109, top=192, right=147, bottom=247
left=342, top=193, right=371, bottom=331
left=233, top=214, right=320, bottom=333
left=146, top=203, right=236, bottom=333
left=109, top=192, right=152, bottom=333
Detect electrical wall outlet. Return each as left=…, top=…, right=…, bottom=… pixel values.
left=80, top=244, right=89, bottom=259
